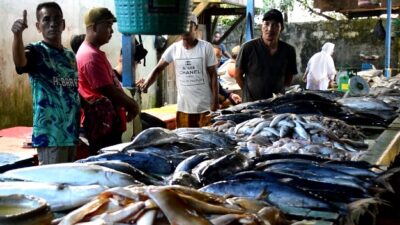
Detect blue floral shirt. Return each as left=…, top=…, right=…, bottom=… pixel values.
left=16, top=41, right=79, bottom=147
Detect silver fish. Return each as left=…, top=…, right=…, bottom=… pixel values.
left=2, top=163, right=137, bottom=187
left=337, top=97, right=396, bottom=111
left=293, top=120, right=310, bottom=141
left=269, top=113, right=290, bottom=127
left=279, top=125, right=291, bottom=138
left=249, top=121, right=270, bottom=138
left=262, top=127, right=280, bottom=137
left=0, top=182, right=106, bottom=211
left=123, top=127, right=179, bottom=150
left=277, top=119, right=295, bottom=128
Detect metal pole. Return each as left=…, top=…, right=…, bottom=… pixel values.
left=245, top=0, right=254, bottom=41
left=122, top=34, right=135, bottom=88
left=384, top=0, right=392, bottom=77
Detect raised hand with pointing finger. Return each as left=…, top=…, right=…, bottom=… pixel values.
left=11, top=10, right=28, bottom=35
left=12, top=10, right=29, bottom=68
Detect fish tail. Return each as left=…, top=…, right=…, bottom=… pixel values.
left=373, top=167, right=400, bottom=193
left=345, top=197, right=387, bottom=225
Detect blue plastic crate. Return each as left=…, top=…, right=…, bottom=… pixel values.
left=114, top=0, right=192, bottom=35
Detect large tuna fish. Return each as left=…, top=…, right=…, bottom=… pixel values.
left=0, top=182, right=106, bottom=211
left=1, top=163, right=137, bottom=187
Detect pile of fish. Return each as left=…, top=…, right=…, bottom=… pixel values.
left=368, top=75, right=400, bottom=114
left=56, top=185, right=296, bottom=225
left=215, top=91, right=398, bottom=127
left=76, top=126, right=391, bottom=223
left=0, top=124, right=397, bottom=224
left=367, top=73, right=400, bottom=91
left=255, top=138, right=362, bottom=161
left=212, top=113, right=367, bottom=160
left=290, top=74, right=400, bottom=113
left=197, top=152, right=397, bottom=224
left=305, top=115, right=365, bottom=141
left=77, top=127, right=238, bottom=178
left=1, top=87, right=399, bottom=224
left=336, top=97, right=398, bottom=122
left=229, top=113, right=364, bottom=144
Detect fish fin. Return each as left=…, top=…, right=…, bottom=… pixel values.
left=256, top=188, right=269, bottom=200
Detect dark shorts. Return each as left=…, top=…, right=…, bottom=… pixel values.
left=37, top=146, right=76, bottom=165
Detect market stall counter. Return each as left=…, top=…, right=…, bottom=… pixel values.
left=142, top=104, right=177, bottom=130
left=0, top=127, right=36, bottom=171
left=362, top=116, right=400, bottom=166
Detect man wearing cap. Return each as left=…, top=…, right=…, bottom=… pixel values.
left=139, top=14, right=219, bottom=128
left=235, top=9, right=298, bottom=102
left=76, top=7, right=139, bottom=154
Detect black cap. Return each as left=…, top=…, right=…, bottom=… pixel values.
left=262, top=9, right=284, bottom=29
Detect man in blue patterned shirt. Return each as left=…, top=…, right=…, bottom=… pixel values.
left=11, top=2, right=79, bottom=164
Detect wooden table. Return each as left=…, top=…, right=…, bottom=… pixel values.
left=361, top=116, right=400, bottom=166
left=142, top=104, right=177, bottom=130
left=0, top=127, right=36, bottom=170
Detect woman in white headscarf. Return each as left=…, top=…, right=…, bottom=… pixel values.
left=303, top=42, right=336, bottom=90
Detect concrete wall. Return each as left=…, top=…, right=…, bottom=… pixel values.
left=282, top=18, right=399, bottom=75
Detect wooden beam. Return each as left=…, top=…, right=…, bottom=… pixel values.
left=219, top=14, right=246, bottom=43
left=193, top=0, right=247, bottom=7
left=340, top=7, right=400, bottom=19
left=211, top=15, right=219, bottom=41
left=205, top=7, right=246, bottom=15
left=193, top=2, right=210, bottom=16
left=204, top=11, right=213, bottom=42
left=203, top=6, right=246, bottom=42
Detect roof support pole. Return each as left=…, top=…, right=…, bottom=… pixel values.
left=246, top=0, right=254, bottom=41
left=384, top=0, right=392, bottom=77
left=122, top=34, right=135, bottom=88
